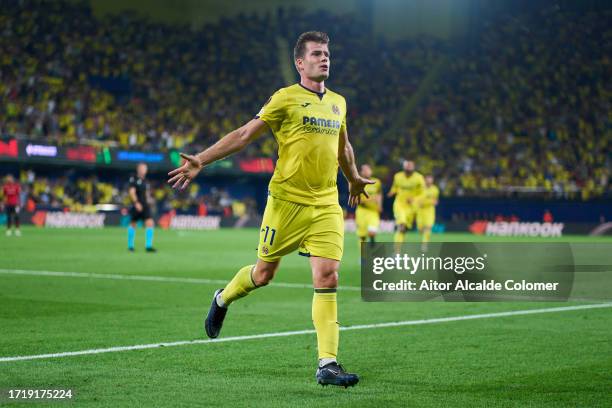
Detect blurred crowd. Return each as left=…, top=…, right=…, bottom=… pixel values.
left=0, top=1, right=609, bottom=199
left=0, top=0, right=279, bottom=153
left=395, top=5, right=611, bottom=200
left=0, top=171, right=256, bottom=218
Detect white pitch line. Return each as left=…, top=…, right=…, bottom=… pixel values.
left=1, top=303, right=610, bottom=363
left=0, top=268, right=360, bottom=291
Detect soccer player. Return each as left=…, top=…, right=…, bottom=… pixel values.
left=2, top=174, right=21, bottom=237
left=355, top=164, right=382, bottom=246
left=415, top=175, right=439, bottom=252
left=168, top=31, right=372, bottom=387
left=387, top=160, right=425, bottom=243
left=128, top=163, right=156, bottom=252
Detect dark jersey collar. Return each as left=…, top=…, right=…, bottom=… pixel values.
left=298, top=83, right=326, bottom=100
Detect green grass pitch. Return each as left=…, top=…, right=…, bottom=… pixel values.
left=1, top=227, right=611, bottom=407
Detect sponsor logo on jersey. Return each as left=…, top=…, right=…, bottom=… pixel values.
left=302, top=116, right=341, bottom=129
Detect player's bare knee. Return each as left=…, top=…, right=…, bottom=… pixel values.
left=252, top=261, right=279, bottom=286
left=252, top=268, right=272, bottom=286
left=325, top=272, right=338, bottom=288
left=315, top=268, right=338, bottom=288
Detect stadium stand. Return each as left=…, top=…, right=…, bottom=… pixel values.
left=0, top=169, right=256, bottom=218
left=1, top=1, right=609, bottom=201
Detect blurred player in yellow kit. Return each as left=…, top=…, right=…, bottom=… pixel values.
left=415, top=175, right=439, bottom=251
left=355, top=164, right=382, bottom=247
left=387, top=160, right=425, bottom=243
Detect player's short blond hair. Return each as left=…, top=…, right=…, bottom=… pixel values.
left=293, top=31, right=329, bottom=62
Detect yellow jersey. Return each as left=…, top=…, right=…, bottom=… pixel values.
left=390, top=171, right=425, bottom=205
left=257, top=83, right=347, bottom=206
left=358, top=177, right=382, bottom=211
left=417, top=185, right=439, bottom=209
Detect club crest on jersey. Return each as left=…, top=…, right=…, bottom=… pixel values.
left=331, top=104, right=340, bottom=115
left=261, top=245, right=269, bottom=255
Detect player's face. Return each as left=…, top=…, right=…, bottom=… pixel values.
left=297, top=42, right=330, bottom=82
left=403, top=161, right=415, bottom=173
left=137, top=164, right=148, bottom=178
left=425, top=176, right=434, bottom=186
left=360, top=165, right=372, bottom=178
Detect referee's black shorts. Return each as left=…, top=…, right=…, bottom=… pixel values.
left=130, top=205, right=152, bottom=222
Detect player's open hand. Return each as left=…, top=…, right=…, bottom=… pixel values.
left=347, top=176, right=376, bottom=207
left=167, top=153, right=202, bottom=190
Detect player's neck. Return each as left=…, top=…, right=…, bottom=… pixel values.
left=300, top=77, right=325, bottom=94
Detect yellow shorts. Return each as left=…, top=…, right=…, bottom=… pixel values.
left=393, top=201, right=416, bottom=228
left=257, top=195, right=344, bottom=262
left=417, top=207, right=436, bottom=230
left=355, top=207, right=380, bottom=237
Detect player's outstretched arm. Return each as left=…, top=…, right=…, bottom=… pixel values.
left=338, top=128, right=375, bottom=207
left=168, top=119, right=269, bottom=189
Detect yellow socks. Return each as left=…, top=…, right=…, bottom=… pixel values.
left=422, top=230, right=431, bottom=244
left=358, top=236, right=366, bottom=253
left=220, top=264, right=258, bottom=306
left=394, top=231, right=405, bottom=243
left=312, top=289, right=339, bottom=359
left=221, top=268, right=340, bottom=359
